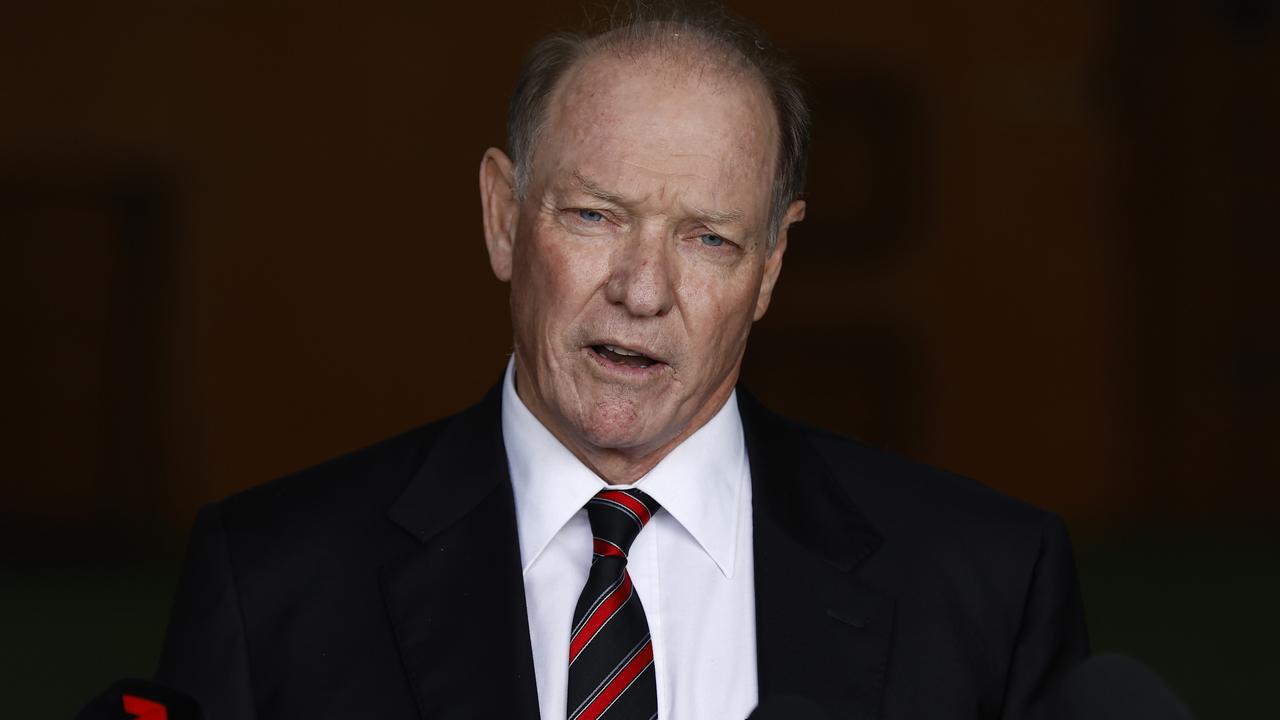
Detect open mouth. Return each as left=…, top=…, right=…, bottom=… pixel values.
left=589, top=344, right=662, bottom=370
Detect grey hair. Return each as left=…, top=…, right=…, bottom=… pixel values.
left=504, top=1, right=810, bottom=249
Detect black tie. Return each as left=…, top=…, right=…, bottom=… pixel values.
left=566, top=488, right=661, bottom=720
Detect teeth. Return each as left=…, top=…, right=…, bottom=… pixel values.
left=604, top=344, right=643, bottom=357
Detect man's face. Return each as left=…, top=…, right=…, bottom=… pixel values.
left=483, top=51, right=800, bottom=466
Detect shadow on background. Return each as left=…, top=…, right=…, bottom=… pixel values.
left=3, top=0, right=1276, bottom=716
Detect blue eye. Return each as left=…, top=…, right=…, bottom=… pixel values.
left=700, top=233, right=725, bottom=247
left=578, top=209, right=605, bottom=222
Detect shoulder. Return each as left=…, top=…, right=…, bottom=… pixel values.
left=748, top=404, right=1089, bottom=709
left=783, top=414, right=1064, bottom=557
left=210, top=413, right=455, bottom=549
left=788, top=416, right=1082, bottom=643
left=737, top=386, right=1064, bottom=548
left=814, top=422, right=1047, bottom=520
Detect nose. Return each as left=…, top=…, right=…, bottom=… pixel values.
left=604, top=232, right=676, bottom=317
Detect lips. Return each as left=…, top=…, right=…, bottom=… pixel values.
left=589, top=343, right=664, bottom=369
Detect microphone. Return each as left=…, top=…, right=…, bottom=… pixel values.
left=1054, top=654, right=1196, bottom=720
left=748, top=694, right=830, bottom=719
left=76, top=678, right=204, bottom=720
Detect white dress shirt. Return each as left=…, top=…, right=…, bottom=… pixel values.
left=501, top=359, right=759, bottom=720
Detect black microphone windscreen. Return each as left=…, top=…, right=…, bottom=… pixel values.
left=1056, top=654, right=1195, bottom=720
left=76, top=678, right=204, bottom=720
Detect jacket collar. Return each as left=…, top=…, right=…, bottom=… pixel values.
left=387, top=382, right=509, bottom=544
left=736, top=386, right=882, bottom=571
left=382, top=382, right=541, bottom=719
left=738, top=386, right=895, bottom=718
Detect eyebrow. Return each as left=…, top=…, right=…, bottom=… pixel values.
left=570, top=171, right=746, bottom=226
left=692, top=206, right=745, bottom=226
left=572, top=171, right=626, bottom=205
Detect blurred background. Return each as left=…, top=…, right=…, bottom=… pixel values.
left=3, top=0, right=1276, bottom=716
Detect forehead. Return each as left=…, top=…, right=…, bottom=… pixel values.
left=537, top=50, right=778, bottom=216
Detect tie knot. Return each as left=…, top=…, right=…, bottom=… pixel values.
left=586, top=489, right=661, bottom=561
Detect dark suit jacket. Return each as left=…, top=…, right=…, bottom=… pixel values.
left=156, top=384, right=1089, bottom=719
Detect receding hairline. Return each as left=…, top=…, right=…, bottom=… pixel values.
left=530, top=33, right=780, bottom=191
left=582, top=19, right=763, bottom=77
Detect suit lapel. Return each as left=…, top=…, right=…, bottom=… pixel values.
left=381, top=385, right=541, bottom=720
left=739, top=387, right=896, bottom=719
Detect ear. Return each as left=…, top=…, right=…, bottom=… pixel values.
left=479, top=147, right=520, bottom=282
left=753, top=200, right=804, bottom=321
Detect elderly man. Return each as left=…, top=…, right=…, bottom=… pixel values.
left=156, top=5, right=1088, bottom=720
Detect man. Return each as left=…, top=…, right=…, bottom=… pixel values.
left=156, top=4, right=1089, bottom=719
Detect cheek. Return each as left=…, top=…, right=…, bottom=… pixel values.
left=679, top=275, right=760, bottom=363
left=513, top=231, right=609, bottom=334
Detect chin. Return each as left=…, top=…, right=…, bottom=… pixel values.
left=575, top=397, right=662, bottom=451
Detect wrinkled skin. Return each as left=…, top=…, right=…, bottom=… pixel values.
left=479, top=50, right=805, bottom=484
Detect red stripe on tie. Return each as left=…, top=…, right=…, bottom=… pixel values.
left=593, top=538, right=625, bottom=559
left=569, top=573, right=633, bottom=663
left=598, top=490, right=651, bottom=524
left=122, top=695, right=169, bottom=720
left=576, top=640, right=654, bottom=720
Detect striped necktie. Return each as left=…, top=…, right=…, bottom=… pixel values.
left=566, top=488, right=661, bottom=720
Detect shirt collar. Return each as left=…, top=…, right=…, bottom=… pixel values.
left=501, top=358, right=747, bottom=578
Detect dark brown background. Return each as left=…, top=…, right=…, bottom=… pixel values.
left=3, top=0, right=1277, bottom=716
